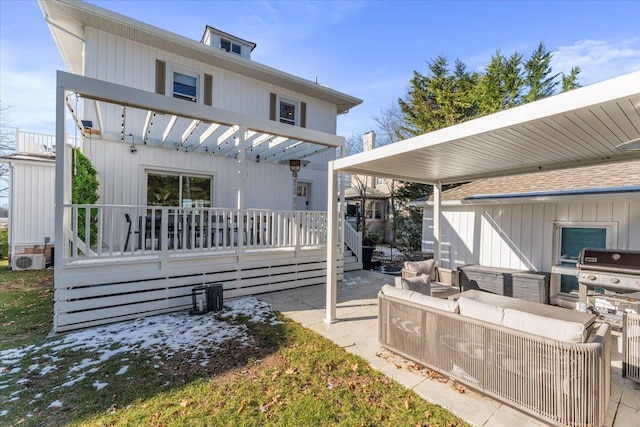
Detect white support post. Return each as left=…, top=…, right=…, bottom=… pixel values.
left=339, top=147, right=345, bottom=248
left=325, top=161, right=338, bottom=324
left=53, top=76, right=68, bottom=333
left=237, top=125, right=246, bottom=257
left=433, top=182, right=442, bottom=266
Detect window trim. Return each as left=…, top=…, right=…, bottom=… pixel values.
left=165, top=64, right=203, bottom=104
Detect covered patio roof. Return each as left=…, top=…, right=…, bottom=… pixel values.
left=326, top=70, right=640, bottom=324
left=333, top=71, right=640, bottom=185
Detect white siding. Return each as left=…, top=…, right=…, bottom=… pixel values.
left=83, top=138, right=330, bottom=210
left=83, top=28, right=337, bottom=135
left=422, top=197, right=640, bottom=271
left=10, top=161, right=55, bottom=247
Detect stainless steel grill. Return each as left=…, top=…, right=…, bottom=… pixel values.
left=577, top=248, right=640, bottom=321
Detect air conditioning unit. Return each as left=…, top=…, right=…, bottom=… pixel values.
left=13, top=254, right=46, bottom=271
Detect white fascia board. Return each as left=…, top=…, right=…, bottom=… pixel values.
left=46, top=0, right=362, bottom=112
left=412, top=191, right=640, bottom=207
left=333, top=70, right=640, bottom=173
left=57, top=71, right=344, bottom=148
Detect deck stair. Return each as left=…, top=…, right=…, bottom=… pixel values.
left=343, top=246, right=362, bottom=271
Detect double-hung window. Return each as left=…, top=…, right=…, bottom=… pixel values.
left=147, top=172, right=212, bottom=208
left=172, top=71, right=198, bottom=102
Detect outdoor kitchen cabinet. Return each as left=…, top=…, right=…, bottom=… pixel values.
left=458, top=265, right=550, bottom=304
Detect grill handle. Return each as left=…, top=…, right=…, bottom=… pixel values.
left=577, top=263, right=640, bottom=276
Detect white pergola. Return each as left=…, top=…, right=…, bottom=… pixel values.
left=325, top=70, right=640, bottom=323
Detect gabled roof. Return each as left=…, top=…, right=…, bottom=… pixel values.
left=38, top=0, right=361, bottom=114
left=436, top=158, right=640, bottom=202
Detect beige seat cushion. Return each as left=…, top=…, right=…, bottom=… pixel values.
left=403, top=259, right=437, bottom=281
left=502, top=308, right=586, bottom=343
left=394, top=275, right=431, bottom=295
left=458, top=296, right=505, bottom=325
left=381, top=285, right=459, bottom=313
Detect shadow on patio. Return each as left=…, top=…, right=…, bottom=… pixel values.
left=259, top=270, right=639, bottom=427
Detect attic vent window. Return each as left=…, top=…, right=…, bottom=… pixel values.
left=220, top=38, right=241, bottom=55
left=279, top=99, right=297, bottom=125
left=173, top=71, right=197, bottom=102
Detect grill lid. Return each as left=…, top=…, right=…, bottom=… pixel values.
left=578, top=248, right=640, bottom=272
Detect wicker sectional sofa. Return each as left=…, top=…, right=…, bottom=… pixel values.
left=378, top=285, right=611, bottom=426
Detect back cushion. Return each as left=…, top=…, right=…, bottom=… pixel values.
left=502, top=308, right=586, bottom=343
left=394, top=275, right=431, bottom=295
left=404, top=259, right=436, bottom=281
left=381, top=284, right=458, bottom=313
left=458, top=297, right=505, bottom=325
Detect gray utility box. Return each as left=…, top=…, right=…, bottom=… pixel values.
left=459, top=265, right=550, bottom=304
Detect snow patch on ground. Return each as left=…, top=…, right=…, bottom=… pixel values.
left=115, top=365, right=129, bottom=376
left=0, top=297, right=280, bottom=417
left=220, top=297, right=282, bottom=325
left=47, top=400, right=63, bottom=409
left=92, top=381, right=108, bottom=391
left=342, top=275, right=365, bottom=286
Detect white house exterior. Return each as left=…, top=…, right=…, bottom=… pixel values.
left=39, top=0, right=361, bottom=332
left=0, top=131, right=57, bottom=268
left=416, top=159, right=640, bottom=308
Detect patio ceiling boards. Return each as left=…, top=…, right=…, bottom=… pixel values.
left=59, top=71, right=343, bottom=164
left=333, top=70, right=640, bottom=185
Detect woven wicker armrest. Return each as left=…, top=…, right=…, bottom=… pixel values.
left=401, top=269, right=421, bottom=279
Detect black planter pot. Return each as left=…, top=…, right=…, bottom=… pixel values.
left=362, top=246, right=375, bottom=270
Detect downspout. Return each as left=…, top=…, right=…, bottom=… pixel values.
left=8, top=162, right=15, bottom=269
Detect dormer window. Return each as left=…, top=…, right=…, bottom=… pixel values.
left=173, top=71, right=198, bottom=102
left=279, top=99, right=297, bottom=125
left=220, top=38, right=241, bottom=55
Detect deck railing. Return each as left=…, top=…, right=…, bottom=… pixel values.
left=16, top=129, right=81, bottom=154
left=344, top=220, right=362, bottom=262
left=62, top=205, right=329, bottom=262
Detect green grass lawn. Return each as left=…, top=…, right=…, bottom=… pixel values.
left=0, top=262, right=468, bottom=427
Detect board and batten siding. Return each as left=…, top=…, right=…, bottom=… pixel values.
left=10, top=161, right=55, bottom=246
left=84, top=138, right=330, bottom=210
left=82, top=28, right=338, bottom=136
left=422, top=198, right=640, bottom=272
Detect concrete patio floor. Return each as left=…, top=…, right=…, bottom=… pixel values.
left=258, top=269, right=639, bottom=427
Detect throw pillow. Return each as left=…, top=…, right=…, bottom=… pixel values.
left=398, top=274, right=431, bottom=295
left=403, top=259, right=436, bottom=281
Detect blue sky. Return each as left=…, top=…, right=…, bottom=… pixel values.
left=1, top=0, right=639, bottom=139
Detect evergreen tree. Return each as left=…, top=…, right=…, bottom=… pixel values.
left=523, top=42, right=559, bottom=102
left=399, top=56, right=479, bottom=136
left=561, top=66, right=582, bottom=92
left=476, top=51, right=524, bottom=114
left=393, top=42, right=580, bottom=213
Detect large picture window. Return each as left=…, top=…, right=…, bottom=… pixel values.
left=147, top=172, right=211, bottom=208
